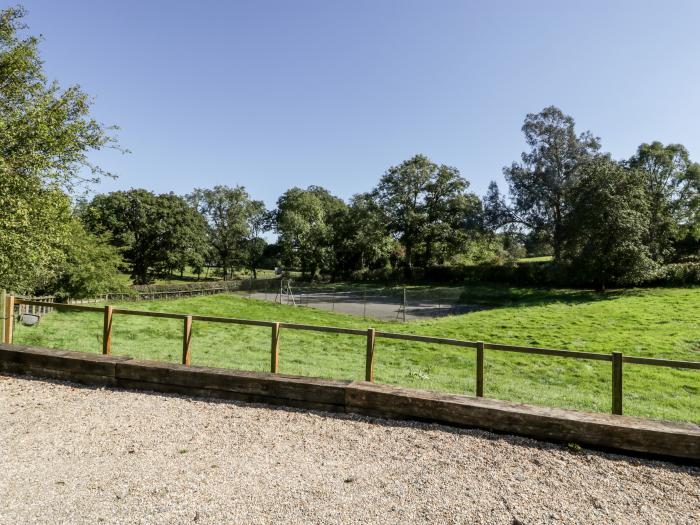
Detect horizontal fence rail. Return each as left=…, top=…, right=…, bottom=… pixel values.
left=4, top=296, right=699, bottom=417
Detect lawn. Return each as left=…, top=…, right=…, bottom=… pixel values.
left=12, top=285, right=700, bottom=424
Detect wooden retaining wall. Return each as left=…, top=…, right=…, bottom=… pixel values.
left=1, top=343, right=698, bottom=462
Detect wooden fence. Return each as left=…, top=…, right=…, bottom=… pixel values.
left=4, top=295, right=699, bottom=416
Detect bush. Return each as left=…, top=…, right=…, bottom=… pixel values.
left=650, top=263, right=700, bottom=286
left=421, top=262, right=558, bottom=286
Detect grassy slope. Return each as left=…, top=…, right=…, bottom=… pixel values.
left=13, top=285, right=700, bottom=423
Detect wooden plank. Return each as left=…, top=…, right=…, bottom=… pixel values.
left=279, top=322, right=367, bottom=336
left=2, top=343, right=699, bottom=461
left=376, top=331, right=479, bottom=348
left=182, top=315, right=192, bottom=366
left=485, top=342, right=613, bottom=361
left=112, top=308, right=187, bottom=320
left=345, top=381, right=700, bottom=460
left=476, top=341, right=484, bottom=397
left=612, top=352, right=623, bottom=415
left=0, top=343, right=128, bottom=376
left=365, top=328, right=376, bottom=382
left=102, top=305, right=113, bottom=355
left=271, top=322, right=280, bottom=373
left=4, top=294, right=14, bottom=344
left=115, top=359, right=350, bottom=405
left=0, top=289, right=5, bottom=343
left=14, top=299, right=104, bottom=313
left=623, top=355, right=700, bottom=370
left=191, top=314, right=274, bottom=327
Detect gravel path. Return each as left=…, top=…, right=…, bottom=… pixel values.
left=1, top=374, right=698, bottom=524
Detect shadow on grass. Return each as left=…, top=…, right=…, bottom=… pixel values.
left=456, top=284, right=632, bottom=308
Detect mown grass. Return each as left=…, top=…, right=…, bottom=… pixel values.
left=12, top=285, right=700, bottom=424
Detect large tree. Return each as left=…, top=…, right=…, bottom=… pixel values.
left=243, top=200, right=271, bottom=279
left=374, top=154, right=478, bottom=273
left=82, top=190, right=208, bottom=284
left=561, top=157, right=657, bottom=290
left=628, top=142, right=700, bottom=261
left=498, top=106, right=601, bottom=260
left=189, top=186, right=268, bottom=280
left=0, top=6, right=119, bottom=293
left=333, top=192, right=395, bottom=277
left=274, top=186, right=346, bottom=279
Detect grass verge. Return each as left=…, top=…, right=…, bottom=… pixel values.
left=12, top=285, right=700, bottom=424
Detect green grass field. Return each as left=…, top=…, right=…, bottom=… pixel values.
left=12, top=285, right=700, bottom=424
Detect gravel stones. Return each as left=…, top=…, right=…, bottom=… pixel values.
left=1, top=373, right=698, bottom=524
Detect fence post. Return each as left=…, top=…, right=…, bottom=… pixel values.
left=102, top=305, right=113, bottom=355
left=403, top=288, right=407, bottom=322
left=612, top=351, right=623, bottom=415
left=4, top=294, right=14, bottom=344
left=0, top=289, right=5, bottom=343
left=476, top=341, right=484, bottom=397
left=271, top=322, right=280, bottom=373
left=182, top=315, right=192, bottom=366
left=365, top=327, right=376, bottom=382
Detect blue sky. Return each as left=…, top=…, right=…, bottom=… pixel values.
left=19, top=0, right=700, bottom=208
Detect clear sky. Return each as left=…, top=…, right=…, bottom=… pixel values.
left=18, top=0, right=700, bottom=208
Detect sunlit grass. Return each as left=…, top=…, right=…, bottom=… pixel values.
left=13, top=284, right=700, bottom=424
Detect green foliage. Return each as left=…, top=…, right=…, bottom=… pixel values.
left=275, top=186, right=346, bottom=278
left=334, top=192, right=396, bottom=277
left=82, top=190, right=207, bottom=284
left=499, top=106, right=600, bottom=259
left=0, top=175, right=73, bottom=293
left=374, top=154, right=481, bottom=274
left=561, top=157, right=658, bottom=289
left=628, top=141, right=700, bottom=260
left=0, top=7, right=119, bottom=293
left=48, top=220, right=127, bottom=298
left=189, top=185, right=269, bottom=280
left=13, top=286, right=700, bottom=423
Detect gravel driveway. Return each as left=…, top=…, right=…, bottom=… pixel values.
left=1, top=373, right=698, bottom=524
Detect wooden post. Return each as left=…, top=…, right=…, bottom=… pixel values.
left=0, top=289, right=5, bottom=343
left=4, top=294, right=14, bottom=344
left=102, top=305, right=113, bottom=355
left=476, top=341, right=484, bottom=397
left=365, top=328, right=376, bottom=382
left=612, top=351, right=623, bottom=415
left=270, top=322, right=280, bottom=373
left=402, top=288, right=407, bottom=322
left=182, top=315, right=192, bottom=366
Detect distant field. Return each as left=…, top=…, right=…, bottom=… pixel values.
left=12, top=285, right=700, bottom=423
left=517, top=255, right=554, bottom=263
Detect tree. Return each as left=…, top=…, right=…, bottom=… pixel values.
left=274, top=186, right=346, bottom=279
left=333, top=192, right=395, bottom=277
left=243, top=201, right=271, bottom=279
left=189, top=186, right=267, bottom=280
left=0, top=6, right=119, bottom=293
left=500, top=106, right=600, bottom=260
left=82, top=190, right=208, bottom=284
left=561, top=157, right=657, bottom=290
left=374, top=154, right=479, bottom=274
left=47, top=220, right=127, bottom=298
left=628, top=142, right=700, bottom=261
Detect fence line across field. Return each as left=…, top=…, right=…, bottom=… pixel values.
left=3, top=295, right=699, bottom=418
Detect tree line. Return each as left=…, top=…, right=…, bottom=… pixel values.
left=76, top=115, right=700, bottom=290
left=1, top=6, right=699, bottom=297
